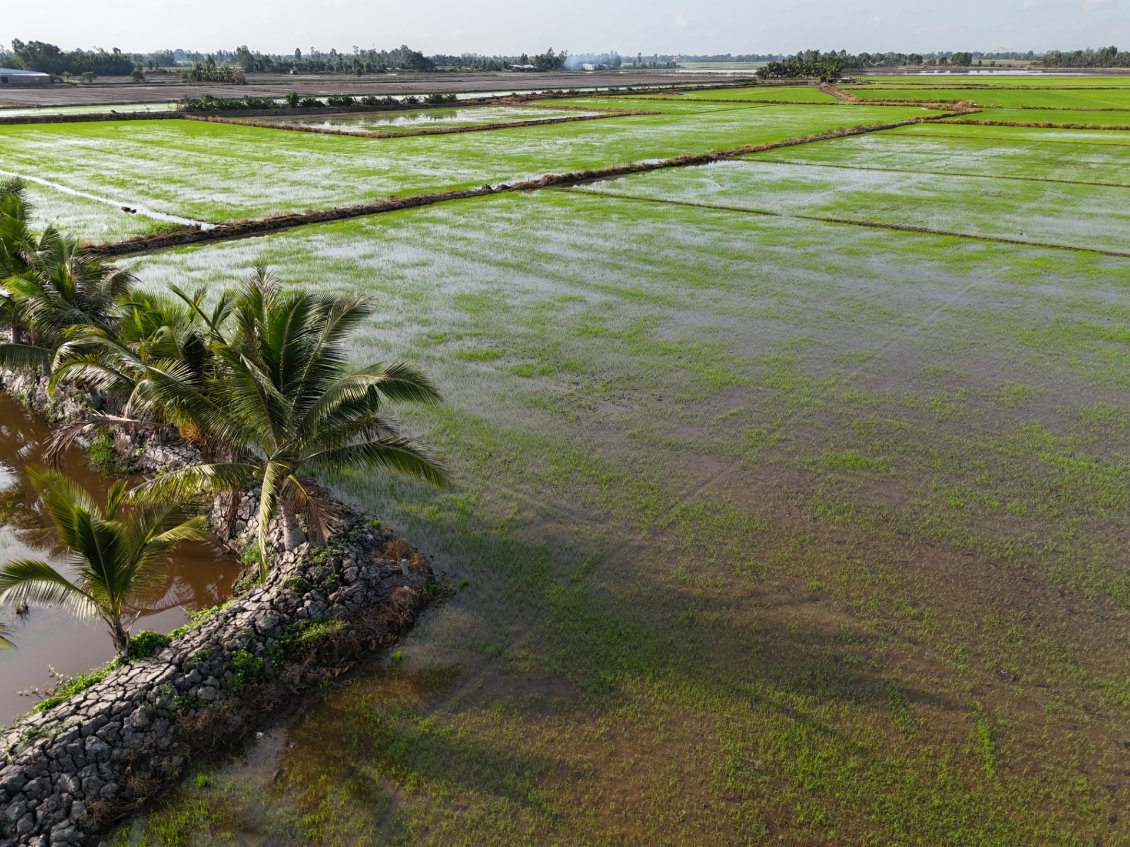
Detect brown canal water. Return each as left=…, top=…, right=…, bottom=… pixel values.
left=0, top=392, right=241, bottom=726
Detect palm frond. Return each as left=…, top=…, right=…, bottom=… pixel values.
left=0, top=558, right=98, bottom=620
left=130, top=462, right=255, bottom=503
left=0, top=342, right=50, bottom=371
left=28, top=467, right=101, bottom=545
left=306, top=435, right=448, bottom=487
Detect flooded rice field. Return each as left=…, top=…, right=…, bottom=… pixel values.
left=6, top=71, right=1130, bottom=843
left=240, top=105, right=600, bottom=134
left=0, top=393, right=240, bottom=726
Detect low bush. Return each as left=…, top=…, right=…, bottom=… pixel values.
left=126, top=630, right=173, bottom=660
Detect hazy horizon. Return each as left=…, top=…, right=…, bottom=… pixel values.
left=1, top=0, right=1126, bottom=58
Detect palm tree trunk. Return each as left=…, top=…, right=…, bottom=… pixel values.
left=224, top=490, right=241, bottom=539
left=110, top=618, right=130, bottom=658
left=280, top=502, right=306, bottom=550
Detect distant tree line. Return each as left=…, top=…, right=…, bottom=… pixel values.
left=181, top=56, right=245, bottom=84
left=6, top=39, right=134, bottom=76
left=129, top=44, right=568, bottom=75
left=433, top=48, right=568, bottom=71
left=1042, top=46, right=1130, bottom=68
left=753, top=47, right=1095, bottom=79
left=8, top=38, right=1130, bottom=80
left=758, top=50, right=845, bottom=82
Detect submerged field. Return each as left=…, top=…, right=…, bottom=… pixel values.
left=0, top=103, right=924, bottom=237
left=847, top=86, right=1130, bottom=109
left=117, top=186, right=1130, bottom=846
left=3, top=75, right=1130, bottom=845
left=227, top=104, right=605, bottom=135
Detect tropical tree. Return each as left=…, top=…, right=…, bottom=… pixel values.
left=130, top=268, right=446, bottom=574
left=0, top=623, right=12, bottom=649
left=2, top=230, right=135, bottom=368
left=0, top=468, right=209, bottom=656
left=51, top=287, right=221, bottom=425
left=0, top=177, right=36, bottom=346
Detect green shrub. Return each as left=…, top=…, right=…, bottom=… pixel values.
left=33, top=661, right=119, bottom=713
left=169, top=603, right=229, bottom=639
left=241, top=537, right=263, bottom=568
left=229, top=650, right=265, bottom=692
left=287, top=618, right=347, bottom=653
left=127, top=630, right=172, bottom=660
left=86, top=427, right=121, bottom=473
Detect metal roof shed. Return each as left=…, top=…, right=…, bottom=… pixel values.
left=0, top=68, right=51, bottom=86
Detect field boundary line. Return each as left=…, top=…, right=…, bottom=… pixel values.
left=941, top=117, right=1130, bottom=131
left=820, top=83, right=861, bottom=103
left=846, top=83, right=1130, bottom=91
left=895, top=128, right=1130, bottom=148
left=560, top=188, right=1130, bottom=260
left=1005, top=104, right=1130, bottom=111
left=747, top=156, right=1130, bottom=190
left=0, top=110, right=183, bottom=126
left=84, top=110, right=967, bottom=258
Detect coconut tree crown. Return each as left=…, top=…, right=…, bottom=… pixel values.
left=0, top=468, right=209, bottom=656
left=127, top=268, right=446, bottom=575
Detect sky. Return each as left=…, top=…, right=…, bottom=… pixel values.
left=1, top=0, right=1126, bottom=56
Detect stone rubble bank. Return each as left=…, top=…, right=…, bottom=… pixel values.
left=0, top=367, right=434, bottom=846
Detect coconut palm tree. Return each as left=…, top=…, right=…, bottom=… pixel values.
left=0, top=177, right=36, bottom=347
left=0, top=468, right=209, bottom=657
left=0, top=180, right=137, bottom=370
left=13, top=231, right=134, bottom=349
left=131, top=268, right=446, bottom=575
left=51, top=287, right=218, bottom=418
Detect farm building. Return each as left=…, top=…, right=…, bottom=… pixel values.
left=0, top=68, right=50, bottom=86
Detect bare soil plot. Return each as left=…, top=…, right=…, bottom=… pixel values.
left=0, top=70, right=729, bottom=107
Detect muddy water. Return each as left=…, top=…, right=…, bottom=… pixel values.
left=0, top=393, right=241, bottom=726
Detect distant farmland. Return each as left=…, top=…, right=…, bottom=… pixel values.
left=4, top=76, right=1130, bottom=845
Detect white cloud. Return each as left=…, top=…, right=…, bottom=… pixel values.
left=674, top=14, right=690, bottom=29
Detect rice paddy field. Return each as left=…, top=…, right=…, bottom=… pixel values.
left=655, top=85, right=842, bottom=102
left=946, top=108, right=1130, bottom=126
left=0, top=103, right=924, bottom=237
left=855, top=74, right=1130, bottom=86
left=226, top=105, right=604, bottom=135
left=4, top=74, right=1130, bottom=845
left=848, top=87, right=1130, bottom=109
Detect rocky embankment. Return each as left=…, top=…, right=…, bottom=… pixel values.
left=0, top=367, right=435, bottom=846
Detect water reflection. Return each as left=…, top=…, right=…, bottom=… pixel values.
left=0, top=392, right=240, bottom=725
